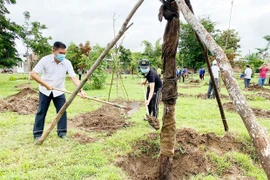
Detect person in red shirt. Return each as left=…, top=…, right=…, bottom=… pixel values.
left=258, top=64, right=269, bottom=87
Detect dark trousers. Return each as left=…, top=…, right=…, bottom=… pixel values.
left=244, top=78, right=251, bottom=88
left=33, top=92, right=67, bottom=138
left=79, top=74, right=82, bottom=80
left=146, top=87, right=161, bottom=118
left=207, top=78, right=219, bottom=99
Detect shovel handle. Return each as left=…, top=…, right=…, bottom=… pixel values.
left=142, top=81, right=149, bottom=115
left=52, top=87, right=127, bottom=109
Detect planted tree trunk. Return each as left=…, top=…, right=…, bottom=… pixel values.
left=36, top=0, right=143, bottom=145
left=176, top=0, right=270, bottom=178
left=158, top=1, right=180, bottom=179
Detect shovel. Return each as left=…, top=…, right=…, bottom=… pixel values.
left=52, top=87, right=139, bottom=117
left=142, top=83, right=160, bottom=130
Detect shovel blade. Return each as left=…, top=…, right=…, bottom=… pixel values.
left=146, top=114, right=160, bottom=130
left=120, top=102, right=140, bottom=118
left=127, top=102, right=140, bottom=117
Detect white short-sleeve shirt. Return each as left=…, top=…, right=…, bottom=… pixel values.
left=244, top=68, right=252, bottom=79
left=33, top=54, right=76, bottom=97
left=211, top=65, right=220, bottom=78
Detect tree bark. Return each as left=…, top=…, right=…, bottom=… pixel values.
left=176, top=0, right=270, bottom=178
left=158, top=2, right=180, bottom=179
left=36, top=0, right=144, bottom=145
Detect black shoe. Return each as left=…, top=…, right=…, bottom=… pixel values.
left=34, top=137, right=41, bottom=141
left=59, top=135, right=68, bottom=140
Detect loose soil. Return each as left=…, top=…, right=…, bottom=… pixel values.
left=179, top=85, right=201, bottom=89
left=69, top=104, right=133, bottom=134
left=189, top=79, right=200, bottom=83
left=246, top=84, right=270, bottom=93
left=223, top=102, right=270, bottom=118
left=0, top=87, right=38, bottom=115
left=196, top=93, right=230, bottom=100
left=72, top=132, right=98, bottom=144
left=117, top=128, right=256, bottom=180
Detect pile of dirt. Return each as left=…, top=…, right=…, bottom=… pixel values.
left=189, top=79, right=200, bottom=83
left=223, top=102, right=270, bottom=118
left=179, top=85, right=201, bottom=89
left=246, top=84, right=270, bottom=93
left=196, top=93, right=230, bottom=100
left=72, top=132, right=97, bottom=144
left=14, top=83, right=30, bottom=90
left=69, top=104, right=133, bottom=133
left=177, top=93, right=193, bottom=98
left=0, top=87, right=38, bottom=115
left=117, top=128, right=255, bottom=179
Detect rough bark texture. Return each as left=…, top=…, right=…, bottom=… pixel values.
left=36, top=0, right=144, bottom=145
left=158, top=1, right=180, bottom=179
left=177, top=0, right=270, bottom=178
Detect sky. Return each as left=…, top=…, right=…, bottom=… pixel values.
left=6, top=0, right=270, bottom=58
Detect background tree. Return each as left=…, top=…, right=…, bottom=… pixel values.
left=178, top=17, right=216, bottom=70
left=66, top=41, right=92, bottom=71
left=141, top=39, right=162, bottom=69
left=84, top=44, right=107, bottom=90
left=21, top=11, right=52, bottom=58
left=119, top=45, right=132, bottom=73
left=0, top=0, right=23, bottom=68
left=245, top=53, right=264, bottom=73
left=21, top=11, right=52, bottom=70
left=256, top=35, right=270, bottom=61
left=215, top=29, right=241, bottom=64
left=130, top=51, right=143, bottom=74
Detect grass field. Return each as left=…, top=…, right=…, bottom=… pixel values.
left=0, top=72, right=269, bottom=179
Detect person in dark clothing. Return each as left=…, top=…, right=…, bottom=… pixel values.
left=181, top=66, right=187, bottom=82
left=140, top=59, right=162, bottom=118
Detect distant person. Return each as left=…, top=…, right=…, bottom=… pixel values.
left=243, top=65, right=252, bottom=88
left=176, top=67, right=180, bottom=79
left=258, top=64, right=269, bottom=87
left=156, top=67, right=162, bottom=78
left=207, top=60, right=220, bottom=99
left=30, top=41, right=86, bottom=141
left=181, top=66, right=187, bottom=82
left=199, top=68, right=205, bottom=80
left=78, top=68, right=83, bottom=80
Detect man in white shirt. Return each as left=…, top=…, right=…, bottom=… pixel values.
left=207, top=60, right=220, bottom=99
left=30, top=41, right=86, bottom=140
left=244, top=64, right=252, bottom=88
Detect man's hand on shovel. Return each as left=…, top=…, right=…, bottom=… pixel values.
left=79, top=89, right=87, bottom=98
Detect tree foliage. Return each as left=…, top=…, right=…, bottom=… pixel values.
left=178, top=17, right=241, bottom=70
left=21, top=11, right=52, bottom=60
left=86, top=44, right=107, bottom=89
left=0, top=0, right=22, bottom=68
left=119, top=45, right=132, bottom=72
left=141, top=39, right=162, bottom=69
left=243, top=53, right=264, bottom=73
left=67, top=42, right=107, bottom=90
left=178, top=17, right=216, bottom=70
left=215, top=29, right=241, bottom=63
left=256, top=35, right=270, bottom=60
left=66, top=41, right=92, bottom=70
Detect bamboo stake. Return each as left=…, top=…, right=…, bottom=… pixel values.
left=36, top=0, right=144, bottom=145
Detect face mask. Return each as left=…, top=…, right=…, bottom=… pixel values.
left=56, top=54, right=66, bottom=62
left=140, top=68, right=149, bottom=74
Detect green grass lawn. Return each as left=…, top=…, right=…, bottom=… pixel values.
left=0, top=73, right=269, bottom=179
